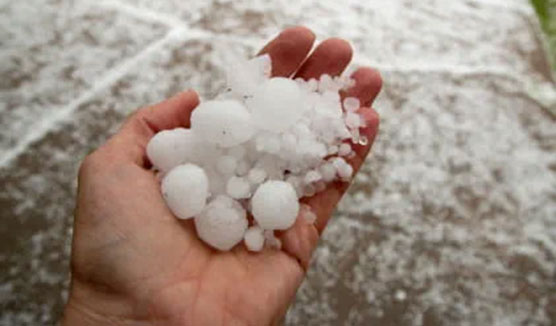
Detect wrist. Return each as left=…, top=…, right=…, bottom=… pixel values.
left=62, top=281, right=152, bottom=326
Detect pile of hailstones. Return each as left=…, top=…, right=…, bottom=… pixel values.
left=147, top=54, right=366, bottom=252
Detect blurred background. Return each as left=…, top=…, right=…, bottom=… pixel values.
left=1, top=0, right=555, bottom=325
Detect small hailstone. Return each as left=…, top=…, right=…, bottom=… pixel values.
left=236, top=159, right=250, bottom=176
left=343, top=97, right=360, bottom=112
left=337, top=75, right=356, bottom=89
left=285, top=175, right=303, bottom=198
left=281, top=133, right=297, bottom=152
left=315, top=181, right=326, bottom=192
left=191, top=100, right=254, bottom=148
left=264, top=230, right=282, bottom=249
left=394, top=289, right=407, bottom=301
left=333, top=158, right=354, bottom=180
left=327, top=145, right=339, bottom=155
left=226, top=55, right=271, bottom=98
left=249, top=77, right=304, bottom=132
left=226, top=176, right=250, bottom=199
left=161, top=164, right=208, bottom=219
left=255, top=135, right=267, bottom=151
left=247, top=168, right=266, bottom=185
left=307, top=78, right=318, bottom=92
left=331, top=157, right=346, bottom=170
left=304, top=170, right=322, bottom=184
left=244, top=226, right=265, bottom=252
left=300, top=205, right=317, bottom=224
left=310, top=142, right=328, bottom=158
left=251, top=181, right=299, bottom=230
left=265, top=137, right=280, bottom=154
left=350, top=128, right=361, bottom=143
left=293, top=123, right=311, bottom=139
left=303, top=183, right=316, bottom=197
left=194, top=195, right=248, bottom=250
left=319, top=163, right=337, bottom=182
left=322, top=91, right=341, bottom=104
left=345, top=112, right=362, bottom=129
left=205, top=168, right=226, bottom=195
left=318, top=74, right=334, bottom=92
left=216, top=155, right=237, bottom=175
left=228, top=146, right=246, bottom=159
left=256, top=134, right=281, bottom=153
left=338, top=143, right=352, bottom=156
left=146, top=128, right=196, bottom=172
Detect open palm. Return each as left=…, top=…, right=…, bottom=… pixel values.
left=63, top=26, right=381, bottom=326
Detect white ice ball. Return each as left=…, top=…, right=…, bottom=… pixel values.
left=161, top=164, right=209, bottom=219
left=226, top=176, right=251, bottom=199
left=343, top=97, right=360, bottom=112
left=332, top=157, right=354, bottom=179
left=247, top=168, right=267, bottom=185
left=226, top=55, right=271, bottom=98
left=244, top=226, right=265, bottom=252
left=204, top=168, right=227, bottom=196
left=338, top=143, right=352, bottom=156
left=191, top=100, right=254, bottom=148
left=216, top=155, right=237, bottom=175
left=249, top=77, right=304, bottom=132
left=195, top=195, right=248, bottom=251
left=300, top=204, right=318, bottom=224
left=251, top=180, right=299, bottom=230
left=147, top=128, right=196, bottom=172
left=304, top=170, right=322, bottom=184
left=319, top=162, right=337, bottom=182
left=345, top=112, right=362, bottom=129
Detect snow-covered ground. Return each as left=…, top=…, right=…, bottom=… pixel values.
left=1, top=0, right=555, bottom=325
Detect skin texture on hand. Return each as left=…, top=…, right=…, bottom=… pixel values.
left=63, top=26, right=382, bottom=326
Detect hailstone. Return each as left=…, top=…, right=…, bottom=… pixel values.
left=251, top=180, right=299, bottom=230
left=343, top=97, right=360, bottom=112
left=146, top=128, right=196, bottom=172
left=244, top=226, right=265, bottom=252
left=226, top=54, right=271, bottom=98
left=191, top=100, right=254, bottom=148
left=249, top=78, right=305, bottom=132
left=226, top=176, right=251, bottom=199
left=149, top=53, right=367, bottom=252
left=194, top=195, right=248, bottom=251
left=161, top=164, right=208, bottom=219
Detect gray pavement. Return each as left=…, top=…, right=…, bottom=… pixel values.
left=1, top=0, right=555, bottom=325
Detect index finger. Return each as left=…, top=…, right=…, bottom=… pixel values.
left=257, top=26, right=316, bottom=77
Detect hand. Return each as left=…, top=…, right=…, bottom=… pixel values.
left=63, top=26, right=382, bottom=326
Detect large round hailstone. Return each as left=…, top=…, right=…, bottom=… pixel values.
left=251, top=180, right=300, bottom=230
left=161, top=164, right=209, bottom=219
left=147, top=128, right=196, bottom=172
left=249, top=77, right=304, bottom=132
left=226, top=55, right=271, bottom=98
left=194, top=195, right=248, bottom=251
left=191, top=100, right=254, bottom=148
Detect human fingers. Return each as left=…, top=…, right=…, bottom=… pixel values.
left=340, top=67, right=382, bottom=107
left=257, top=26, right=316, bottom=77
left=294, top=38, right=352, bottom=80
left=280, top=108, right=379, bottom=268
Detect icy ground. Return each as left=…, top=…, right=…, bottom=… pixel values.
left=1, top=0, right=555, bottom=325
